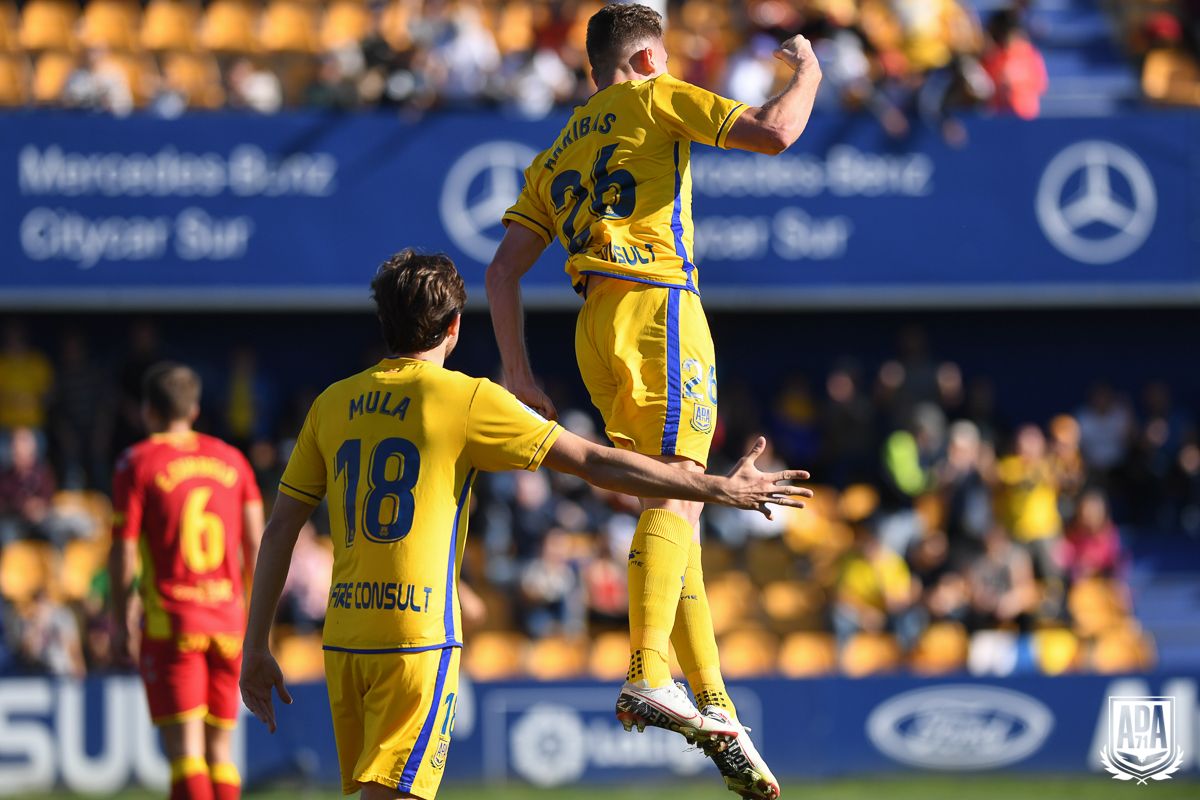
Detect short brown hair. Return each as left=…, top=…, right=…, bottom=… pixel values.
left=586, top=2, right=663, bottom=73
left=371, top=250, right=467, bottom=355
left=142, top=362, right=201, bottom=422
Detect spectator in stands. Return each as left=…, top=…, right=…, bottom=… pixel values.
left=279, top=523, right=334, bottom=633
left=879, top=403, right=945, bottom=554
left=1048, top=414, right=1086, bottom=521
left=909, top=529, right=971, bottom=625
left=995, top=424, right=1063, bottom=580
left=819, top=361, right=876, bottom=487
left=833, top=523, right=923, bottom=649
left=228, top=57, right=284, bottom=113
left=113, top=321, right=161, bottom=456
left=0, top=427, right=56, bottom=545
left=1139, top=11, right=1200, bottom=106
left=935, top=419, right=992, bottom=565
left=519, top=530, right=580, bottom=638
left=50, top=331, right=113, bottom=491
left=223, top=346, right=275, bottom=450
left=583, top=535, right=627, bottom=632
left=771, top=376, right=820, bottom=466
left=1077, top=383, right=1135, bottom=479
left=1167, top=440, right=1200, bottom=536
left=968, top=525, right=1038, bottom=630
left=1058, top=489, right=1123, bottom=582
left=981, top=9, right=1047, bottom=119
left=0, top=320, right=53, bottom=434
left=15, top=589, right=85, bottom=678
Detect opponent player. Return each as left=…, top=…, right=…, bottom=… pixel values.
left=238, top=251, right=811, bottom=800
left=485, top=5, right=822, bottom=797
left=110, top=363, right=264, bottom=800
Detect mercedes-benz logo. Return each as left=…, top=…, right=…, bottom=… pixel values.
left=440, top=141, right=539, bottom=263
left=1036, top=140, right=1157, bottom=265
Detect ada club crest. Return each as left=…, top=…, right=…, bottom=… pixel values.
left=1100, top=696, right=1185, bottom=783
left=690, top=404, right=713, bottom=434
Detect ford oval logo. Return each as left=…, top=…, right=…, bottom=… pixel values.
left=866, top=685, right=1054, bottom=770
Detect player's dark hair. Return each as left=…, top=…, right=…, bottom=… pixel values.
left=142, top=361, right=201, bottom=422
left=586, top=2, right=664, bottom=74
left=371, top=250, right=467, bottom=355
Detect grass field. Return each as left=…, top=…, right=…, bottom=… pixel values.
left=10, top=776, right=1199, bottom=800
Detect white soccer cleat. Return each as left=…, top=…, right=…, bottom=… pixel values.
left=700, top=706, right=781, bottom=800
left=614, top=681, right=740, bottom=747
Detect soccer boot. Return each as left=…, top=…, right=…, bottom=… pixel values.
left=700, top=706, right=781, bottom=800
left=614, top=680, right=739, bottom=747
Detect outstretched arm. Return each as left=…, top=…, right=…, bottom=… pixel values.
left=542, top=433, right=812, bottom=519
left=240, top=494, right=313, bottom=732
left=725, top=34, right=823, bottom=155
left=485, top=223, right=556, bottom=419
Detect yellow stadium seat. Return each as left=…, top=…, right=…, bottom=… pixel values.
left=745, top=537, right=793, bottom=584
left=838, top=484, right=880, bottom=523
left=840, top=632, right=902, bottom=677
left=60, top=538, right=108, bottom=601
left=909, top=621, right=968, bottom=675
left=719, top=628, right=779, bottom=678
left=527, top=635, right=588, bottom=680
left=378, top=0, right=412, bottom=52
left=94, top=50, right=156, bottom=107
left=0, top=53, right=28, bottom=105
left=0, top=540, right=55, bottom=603
left=495, top=1, right=534, bottom=55
left=19, top=0, right=79, bottom=52
left=704, top=572, right=758, bottom=636
left=260, top=0, right=318, bottom=54
left=762, top=580, right=824, bottom=633
left=31, top=50, right=76, bottom=103
left=778, top=631, right=837, bottom=678
left=462, top=631, right=526, bottom=680
left=1033, top=626, right=1081, bottom=676
left=589, top=630, right=630, bottom=681
left=0, top=1, right=20, bottom=53
left=699, top=540, right=736, bottom=574
left=162, top=51, right=225, bottom=109
left=320, top=0, right=372, bottom=51
left=276, top=633, right=325, bottom=681
left=1068, top=578, right=1126, bottom=638
left=141, top=0, right=200, bottom=52
left=1092, top=625, right=1156, bottom=674
left=79, top=0, right=141, bottom=52
left=200, top=0, right=260, bottom=53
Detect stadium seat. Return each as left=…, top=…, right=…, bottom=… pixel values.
left=1092, top=624, right=1156, bottom=674
left=462, top=631, right=527, bottom=680
left=200, top=0, right=261, bottom=53
left=94, top=50, right=156, bottom=107
left=745, top=537, right=793, bottom=584
left=0, top=53, right=28, bottom=105
left=840, top=632, right=902, bottom=677
left=778, top=631, right=837, bottom=678
left=141, top=0, right=201, bottom=53
left=60, top=538, right=108, bottom=601
left=838, top=484, right=880, bottom=523
left=495, top=1, right=534, bottom=55
left=31, top=50, right=76, bottom=103
left=276, top=633, right=325, bottom=681
left=162, top=51, right=225, bottom=109
left=79, top=0, right=141, bottom=52
left=762, top=580, right=825, bottom=633
left=0, top=540, right=55, bottom=603
left=718, top=628, right=779, bottom=678
left=260, top=0, right=319, bottom=54
left=378, top=0, right=413, bottom=52
left=527, top=635, right=588, bottom=680
left=1142, top=49, right=1200, bottom=106
left=18, top=0, right=79, bottom=53
left=1033, top=626, right=1081, bottom=676
left=0, top=1, right=19, bottom=53
left=909, top=621, right=969, bottom=675
left=588, top=630, right=630, bottom=680
left=320, top=0, right=372, bottom=52
left=704, top=572, right=757, bottom=635
left=699, top=540, right=736, bottom=574
left=1068, top=577, right=1127, bottom=638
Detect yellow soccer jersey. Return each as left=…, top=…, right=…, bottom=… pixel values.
left=503, top=73, right=746, bottom=294
left=278, top=358, right=561, bottom=652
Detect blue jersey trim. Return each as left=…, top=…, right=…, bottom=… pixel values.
left=443, top=469, right=476, bottom=644
left=661, top=288, right=682, bottom=455
left=671, top=142, right=697, bottom=291
left=398, top=646, right=454, bottom=791
left=321, top=641, right=462, bottom=654
left=576, top=270, right=700, bottom=295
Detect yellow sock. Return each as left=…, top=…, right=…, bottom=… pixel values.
left=210, top=761, right=241, bottom=799
left=627, top=509, right=692, bottom=687
left=672, top=540, right=738, bottom=718
left=169, top=755, right=208, bottom=783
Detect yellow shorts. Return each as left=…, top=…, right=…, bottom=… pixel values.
left=575, top=278, right=717, bottom=468
left=324, top=647, right=461, bottom=798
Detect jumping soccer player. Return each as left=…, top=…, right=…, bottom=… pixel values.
left=485, top=4, right=822, bottom=797
left=238, top=251, right=811, bottom=800
left=111, top=363, right=264, bottom=800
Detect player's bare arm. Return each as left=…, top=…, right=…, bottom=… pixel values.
left=107, top=536, right=140, bottom=665
left=240, top=493, right=311, bottom=732
left=543, top=433, right=812, bottom=520
left=485, top=222, right=556, bottom=419
left=725, top=34, right=823, bottom=155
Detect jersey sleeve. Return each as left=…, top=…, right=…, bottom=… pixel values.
left=111, top=449, right=144, bottom=542
left=464, top=379, right=562, bottom=473
left=502, top=164, right=555, bottom=246
left=649, top=73, right=748, bottom=149
left=278, top=400, right=327, bottom=506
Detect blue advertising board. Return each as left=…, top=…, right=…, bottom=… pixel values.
left=1, top=110, right=1198, bottom=309
left=0, top=672, right=1196, bottom=794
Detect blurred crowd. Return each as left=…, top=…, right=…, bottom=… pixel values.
left=1, top=317, right=1197, bottom=681
left=1117, top=0, right=1200, bottom=106
left=1, top=0, right=1060, bottom=137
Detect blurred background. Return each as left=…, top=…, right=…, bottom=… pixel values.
left=1, top=0, right=1199, bottom=797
